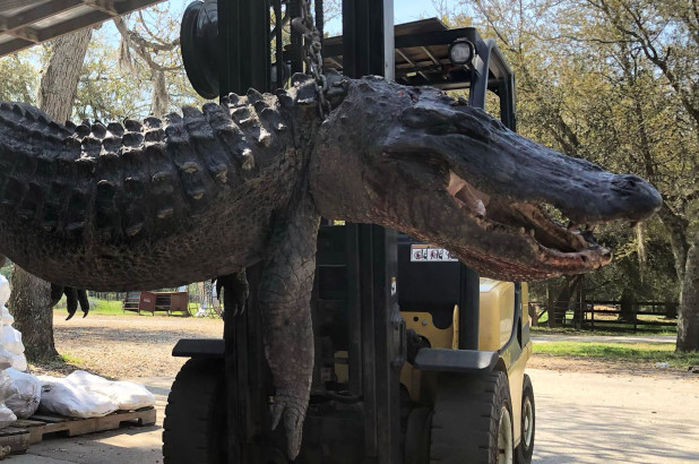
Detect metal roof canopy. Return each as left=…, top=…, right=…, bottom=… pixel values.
left=0, top=0, right=164, bottom=57
left=323, top=18, right=510, bottom=92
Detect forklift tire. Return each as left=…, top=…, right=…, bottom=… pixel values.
left=515, top=374, right=535, bottom=464
left=163, top=358, right=226, bottom=464
left=430, top=371, right=514, bottom=464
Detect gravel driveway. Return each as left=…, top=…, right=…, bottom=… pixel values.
left=16, top=314, right=699, bottom=463
left=530, top=368, right=699, bottom=464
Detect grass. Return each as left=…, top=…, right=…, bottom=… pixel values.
left=530, top=325, right=676, bottom=336
left=54, top=298, right=200, bottom=316
left=53, top=297, right=124, bottom=315
left=534, top=341, right=699, bottom=370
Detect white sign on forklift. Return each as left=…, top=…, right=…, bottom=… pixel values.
left=410, top=244, right=459, bottom=262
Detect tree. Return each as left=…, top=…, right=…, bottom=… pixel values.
left=9, top=29, right=93, bottom=361
left=449, top=0, right=697, bottom=351
left=568, top=0, right=698, bottom=351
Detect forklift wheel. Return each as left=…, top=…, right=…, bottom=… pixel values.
left=163, top=358, right=226, bottom=464
left=515, top=374, right=535, bottom=464
left=430, top=371, right=514, bottom=464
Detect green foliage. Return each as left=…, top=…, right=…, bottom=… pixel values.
left=0, top=50, right=40, bottom=104
left=444, top=0, right=697, bottom=305
left=534, top=340, right=699, bottom=369
left=53, top=297, right=123, bottom=315
left=74, top=4, right=205, bottom=120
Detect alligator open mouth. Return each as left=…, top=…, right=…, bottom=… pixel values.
left=446, top=169, right=611, bottom=265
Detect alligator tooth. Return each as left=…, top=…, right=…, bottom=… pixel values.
left=529, top=229, right=536, bottom=237
left=519, top=227, right=526, bottom=235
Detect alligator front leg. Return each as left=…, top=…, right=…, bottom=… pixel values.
left=259, top=192, right=320, bottom=459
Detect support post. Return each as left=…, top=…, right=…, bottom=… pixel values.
left=342, top=1, right=401, bottom=462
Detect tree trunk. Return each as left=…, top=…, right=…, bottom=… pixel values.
left=549, top=276, right=579, bottom=327
left=619, top=288, right=637, bottom=323
left=655, top=203, right=697, bottom=351
left=9, top=29, right=92, bottom=362
left=664, top=302, right=678, bottom=319
left=677, top=234, right=698, bottom=352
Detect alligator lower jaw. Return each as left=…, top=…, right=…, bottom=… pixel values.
left=447, top=170, right=612, bottom=269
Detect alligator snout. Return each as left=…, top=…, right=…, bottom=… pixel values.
left=609, top=174, right=662, bottom=221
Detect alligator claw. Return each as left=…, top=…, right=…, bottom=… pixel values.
left=270, top=393, right=307, bottom=459
left=64, top=287, right=78, bottom=320
left=216, top=270, right=249, bottom=317
left=51, top=284, right=89, bottom=320
left=77, top=289, right=89, bottom=318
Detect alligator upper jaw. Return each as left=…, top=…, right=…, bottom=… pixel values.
left=446, top=169, right=613, bottom=274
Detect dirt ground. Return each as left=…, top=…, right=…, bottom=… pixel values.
left=32, top=313, right=224, bottom=378
left=17, top=314, right=699, bottom=464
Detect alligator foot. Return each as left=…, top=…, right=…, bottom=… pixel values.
left=216, top=270, right=249, bottom=316
left=52, top=284, right=89, bottom=320
left=271, top=391, right=307, bottom=459
left=259, top=190, right=320, bottom=460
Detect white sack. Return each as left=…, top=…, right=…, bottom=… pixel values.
left=0, top=275, right=10, bottom=308
left=4, top=368, right=41, bottom=419
left=0, top=371, right=17, bottom=428
left=0, top=325, right=24, bottom=356
left=10, top=353, right=26, bottom=372
left=0, top=346, right=13, bottom=371
left=0, top=321, right=27, bottom=371
left=0, top=306, right=13, bottom=326
left=66, top=371, right=155, bottom=411
left=0, top=404, right=16, bottom=429
left=37, top=376, right=117, bottom=418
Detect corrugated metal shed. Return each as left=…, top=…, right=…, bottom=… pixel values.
left=0, top=0, right=164, bottom=57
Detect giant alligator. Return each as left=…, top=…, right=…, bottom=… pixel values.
left=0, top=72, right=661, bottom=457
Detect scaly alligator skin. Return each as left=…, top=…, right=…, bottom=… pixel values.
left=0, top=73, right=661, bottom=457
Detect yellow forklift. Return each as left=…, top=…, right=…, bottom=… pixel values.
left=168, top=2, right=535, bottom=463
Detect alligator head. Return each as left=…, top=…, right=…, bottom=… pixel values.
left=311, top=76, right=662, bottom=280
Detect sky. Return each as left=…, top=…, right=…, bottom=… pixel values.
left=325, top=0, right=454, bottom=35
left=89, top=1, right=453, bottom=46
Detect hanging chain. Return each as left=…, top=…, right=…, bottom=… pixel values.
left=292, top=0, right=330, bottom=118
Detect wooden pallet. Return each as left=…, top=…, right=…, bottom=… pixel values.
left=0, top=407, right=156, bottom=454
